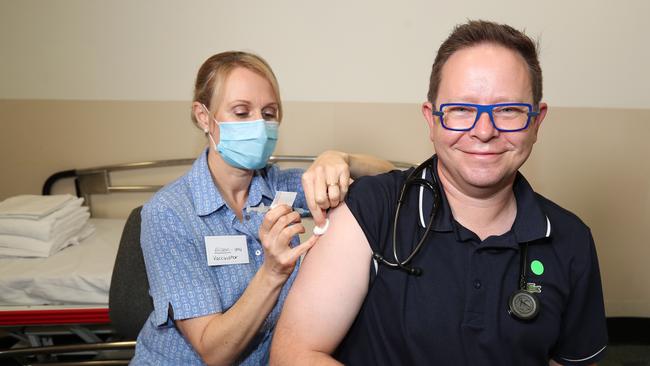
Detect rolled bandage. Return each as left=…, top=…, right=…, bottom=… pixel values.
left=313, top=218, right=330, bottom=236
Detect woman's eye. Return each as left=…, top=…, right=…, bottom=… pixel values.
left=233, top=109, right=250, bottom=118
left=262, top=109, right=278, bottom=120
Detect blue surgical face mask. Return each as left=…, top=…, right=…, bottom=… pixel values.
left=202, top=105, right=278, bottom=170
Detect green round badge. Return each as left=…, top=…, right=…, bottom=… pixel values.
left=530, top=260, right=544, bottom=276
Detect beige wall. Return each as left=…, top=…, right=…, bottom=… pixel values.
left=2, top=1, right=649, bottom=109
left=1, top=100, right=648, bottom=317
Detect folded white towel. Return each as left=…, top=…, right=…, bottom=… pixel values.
left=0, top=198, right=86, bottom=240
left=0, top=194, right=76, bottom=219
left=0, top=222, right=95, bottom=258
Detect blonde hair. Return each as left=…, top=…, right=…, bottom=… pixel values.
left=191, top=51, right=283, bottom=126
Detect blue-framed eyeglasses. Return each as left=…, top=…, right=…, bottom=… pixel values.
left=433, top=103, right=540, bottom=132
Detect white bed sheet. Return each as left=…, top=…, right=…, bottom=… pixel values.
left=0, top=218, right=126, bottom=306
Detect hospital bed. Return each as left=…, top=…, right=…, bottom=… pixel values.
left=0, top=220, right=125, bottom=362
left=0, top=156, right=413, bottom=365
left=0, top=158, right=192, bottom=365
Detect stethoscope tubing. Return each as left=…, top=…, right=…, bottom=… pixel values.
left=373, top=157, right=438, bottom=276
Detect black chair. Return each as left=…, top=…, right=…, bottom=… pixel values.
left=109, top=206, right=154, bottom=340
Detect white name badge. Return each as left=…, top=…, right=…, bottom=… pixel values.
left=204, top=235, right=250, bottom=266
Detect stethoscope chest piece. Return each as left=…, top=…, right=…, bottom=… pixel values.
left=508, top=289, right=540, bottom=321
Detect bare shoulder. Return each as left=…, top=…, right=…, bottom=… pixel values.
left=304, top=203, right=372, bottom=268
left=271, top=203, right=373, bottom=364
left=286, top=202, right=372, bottom=312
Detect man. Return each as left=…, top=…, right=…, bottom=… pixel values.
left=270, top=20, right=608, bottom=365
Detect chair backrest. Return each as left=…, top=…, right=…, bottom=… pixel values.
left=109, top=206, right=154, bottom=340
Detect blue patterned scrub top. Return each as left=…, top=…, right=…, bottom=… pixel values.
left=131, top=148, right=306, bottom=365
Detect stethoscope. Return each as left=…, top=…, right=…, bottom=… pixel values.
left=371, top=157, right=438, bottom=277
left=371, top=157, right=540, bottom=321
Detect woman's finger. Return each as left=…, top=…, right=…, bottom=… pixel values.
left=326, top=183, right=341, bottom=208
left=287, top=235, right=319, bottom=263
left=259, top=204, right=292, bottom=239
left=324, top=165, right=343, bottom=208
left=268, top=209, right=300, bottom=238
left=265, top=220, right=305, bottom=261
left=338, top=169, right=351, bottom=203
left=313, top=165, right=330, bottom=210
left=275, top=222, right=306, bottom=249
left=302, top=172, right=326, bottom=227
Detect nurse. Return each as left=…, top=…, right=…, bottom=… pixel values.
left=131, top=51, right=393, bottom=365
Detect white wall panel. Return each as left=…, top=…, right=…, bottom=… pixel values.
left=1, top=0, right=649, bottom=108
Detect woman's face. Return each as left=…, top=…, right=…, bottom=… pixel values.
left=196, top=66, right=281, bottom=169
left=211, top=67, right=279, bottom=125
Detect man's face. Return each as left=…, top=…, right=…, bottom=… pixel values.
left=422, top=43, right=547, bottom=194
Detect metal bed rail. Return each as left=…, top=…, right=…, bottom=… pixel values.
left=0, top=340, right=135, bottom=365
left=42, top=155, right=415, bottom=211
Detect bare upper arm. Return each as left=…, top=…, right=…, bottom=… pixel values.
left=271, top=203, right=372, bottom=361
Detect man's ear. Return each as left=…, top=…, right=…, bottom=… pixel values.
left=531, top=102, right=548, bottom=138
left=422, top=101, right=437, bottom=143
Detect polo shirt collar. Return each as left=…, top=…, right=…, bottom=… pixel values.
left=189, top=149, right=276, bottom=217
left=431, top=158, right=456, bottom=232
left=190, top=149, right=226, bottom=216
left=423, top=155, right=551, bottom=244
left=511, top=172, right=551, bottom=243
left=247, top=167, right=275, bottom=208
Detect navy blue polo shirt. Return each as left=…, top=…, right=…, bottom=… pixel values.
left=336, top=155, right=607, bottom=366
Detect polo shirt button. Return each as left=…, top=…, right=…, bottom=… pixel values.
left=245, top=214, right=251, bottom=221
left=255, top=250, right=261, bottom=256
left=473, top=280, right=482, bottom=289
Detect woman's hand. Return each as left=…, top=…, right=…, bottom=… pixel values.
left=259, top=205, right=318, bottom=281
left=302, top=151, right=353, bottom=227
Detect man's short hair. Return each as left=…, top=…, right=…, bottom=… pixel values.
left=427, top=20, right=542, bottom=108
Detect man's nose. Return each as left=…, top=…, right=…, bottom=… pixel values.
left=470, top=111, right=499, bottom=140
